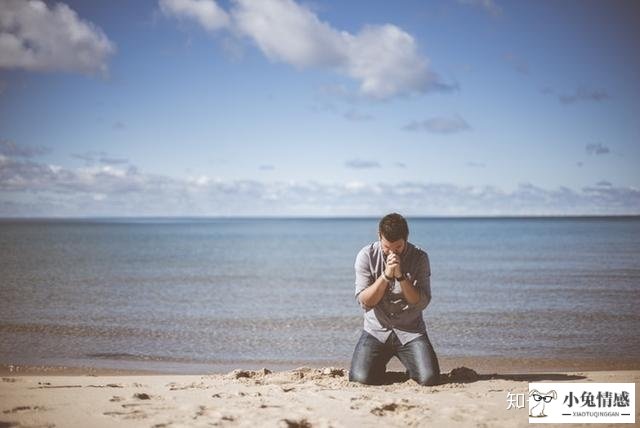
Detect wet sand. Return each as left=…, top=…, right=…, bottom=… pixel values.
left=2, top=354, right=639, bottom=376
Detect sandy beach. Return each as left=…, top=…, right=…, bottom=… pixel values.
left=1, top=362, right=638, bottom=428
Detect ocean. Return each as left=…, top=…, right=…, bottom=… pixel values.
left=1, top=217, right=639, bottom=373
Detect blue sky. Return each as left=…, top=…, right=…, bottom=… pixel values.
left=1, top=0, right=639, bottom=216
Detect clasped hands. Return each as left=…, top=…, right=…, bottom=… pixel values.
left=384, top=252, right=402, bottom=280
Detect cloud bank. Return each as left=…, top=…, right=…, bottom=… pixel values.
left=160, top=0, right=453, bottom=99
left=1, top=147, right=638, bottom=217
left=0, top=0, right=115, bottom=74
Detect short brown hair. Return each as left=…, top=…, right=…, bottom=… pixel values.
left=378, top=213, right=409, bottom=242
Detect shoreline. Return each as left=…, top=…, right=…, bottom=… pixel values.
left=3, top=355, right=639, bottom=376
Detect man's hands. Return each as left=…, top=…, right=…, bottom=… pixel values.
left=385, top=252, right=402, bottom=278
left=360, top=250, right=418, bottom=307
left=386, top=251, right=420, bottom=304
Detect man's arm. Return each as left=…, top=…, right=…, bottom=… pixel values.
left=357, top=275, right=391, bottom=309
left=409, top=251, right=432, bottom=311
left=397, top=276, right=421, bottom=305
left=388, top=251, right=421, bottom=305
left=354, top=247, right=395, bottom=310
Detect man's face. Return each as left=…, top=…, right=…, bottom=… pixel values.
left=379, top=235, right=406, bottom=257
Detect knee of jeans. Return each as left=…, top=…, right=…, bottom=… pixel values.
left=348, top=369, right=377, bottom=385
left=414, top=371, right=441, bottom=386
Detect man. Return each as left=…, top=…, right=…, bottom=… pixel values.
left=349, top=213, right=441, bottom=386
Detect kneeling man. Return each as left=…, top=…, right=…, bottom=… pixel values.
left=349, top=213, right=441, bottom=386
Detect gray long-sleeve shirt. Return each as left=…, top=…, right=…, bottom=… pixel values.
left=354, top=240, right=432, bottom=345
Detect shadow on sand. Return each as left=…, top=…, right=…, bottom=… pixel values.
left=380, top=366, right=587, bottom=385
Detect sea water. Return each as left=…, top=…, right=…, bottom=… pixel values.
left=1, top=217, right=638, bottom=372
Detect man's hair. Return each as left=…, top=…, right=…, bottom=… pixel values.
left=378, top=213, right=409, bottom=242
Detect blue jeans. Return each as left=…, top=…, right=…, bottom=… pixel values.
left=349, top=330, right=441, bottom=386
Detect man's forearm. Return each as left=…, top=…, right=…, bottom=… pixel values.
left=398, top=278, right=420, bottom=304
left=358, top=276, right=390, bottom=308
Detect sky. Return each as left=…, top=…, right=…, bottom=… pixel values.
left=1, top=0, right=639, bottom=217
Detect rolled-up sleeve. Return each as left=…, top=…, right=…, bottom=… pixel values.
left=354, top=247, right=373, bottom=310
left=411, top=251, right=432, bottom=311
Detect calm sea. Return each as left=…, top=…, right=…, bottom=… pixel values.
left=1, top=217, right=639, bottom=373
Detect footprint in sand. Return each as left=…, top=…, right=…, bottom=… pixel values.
left=370, top=402, right=417, bottom=416
left=228, top=368, right=272, bottom=380
left=191, top=405, right=235, bottom=423
left=103, top=392, right=157, bottom=419
left=349, top=394, right=373, bottom=410
left=133, top=392, right=151, bottom=400
left=103, top=409, right=148, bottom=420
left=166, top=381, right=211, bottom=391
left=87, top=383, right=124, bottom=388
left=192, top=404, right=210, bottom=420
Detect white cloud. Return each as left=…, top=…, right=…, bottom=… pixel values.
left=504, top=53, right=528, bottom=74
left=586, top=143, right=610, bottom=155
left=232, top=0, right=344, bottom=68
left=236, top=0, right=453, bottom=99
left=559, top=87, right=609, bottom=104
left=343, top=109, right=373, bottom=122
left=187, top=175, right=211, bottom=186
left=344, top=23, right=445, bottom=99
left=404, top=115, right=471, bottom=134
left=457, top=0, right=502, bottom=17
left=345, top=159, right=381, bottom=169
left=71, top=150, right=129, bottom=166
left=0, top=0, right=115, bottom=74
left=161, top=0, right=452, bottom=99
left=466, top=161, right=485, bottom=168
left=344, top=181, right=366, bottom=192
left=159, top=0, right=230, bottom=31
left=543, top=86, right=611, bottom=105
left=0, top=139, right=50, bottom=157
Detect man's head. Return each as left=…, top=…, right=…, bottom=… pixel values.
left=378, top=213, right=409, bottom=256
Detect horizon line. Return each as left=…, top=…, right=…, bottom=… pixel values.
left=1, top=214, right=639, bottom=221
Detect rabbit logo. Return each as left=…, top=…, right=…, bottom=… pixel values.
left=529, top=389, right=557, bottom=417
